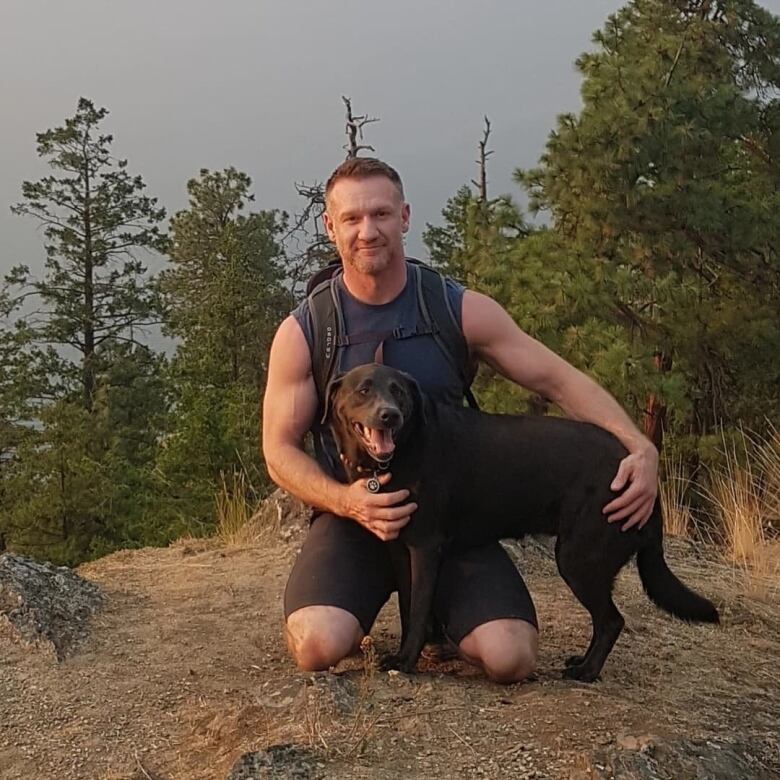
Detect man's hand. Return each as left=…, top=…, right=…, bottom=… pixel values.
left=341, top=472, right=417, bottom=541
left=603, top=443, right=659, bottom=531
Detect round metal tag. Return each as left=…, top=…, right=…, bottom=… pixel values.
left=366, top=477, right=381, bottom=493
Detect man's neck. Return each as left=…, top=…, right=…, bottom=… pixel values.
left=341, top=257, right=408, bottom=305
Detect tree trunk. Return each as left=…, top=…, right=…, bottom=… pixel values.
left=82, top=153, right=95, bottom=413
left=644, top=350, right=672, bottom=452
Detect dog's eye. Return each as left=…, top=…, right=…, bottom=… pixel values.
left=358, top=386, right=370, bottom=396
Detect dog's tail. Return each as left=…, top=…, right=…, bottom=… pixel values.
left=636, top=526, right=719, bottom=624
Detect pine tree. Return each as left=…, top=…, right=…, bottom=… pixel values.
left=1, top=99, right=168, bottom=562
left=156, top=168, right=291, bottom=526
left=8, top=97, right=166, bottom=412
left=517, top=0, right=780, bottom=451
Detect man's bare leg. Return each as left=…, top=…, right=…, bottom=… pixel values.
left=285, top=605, right=364, bottom=671
left=458, top=618, right=538, bottom=684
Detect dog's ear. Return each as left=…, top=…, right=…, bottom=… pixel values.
left=321, top=373, right=346, bottom=425
left=398, top=370, right=427, bottom=426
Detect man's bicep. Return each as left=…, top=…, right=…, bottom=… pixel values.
left=262, top=316, right=318, bottom=452
left=461, top=290, right=569, bottom=399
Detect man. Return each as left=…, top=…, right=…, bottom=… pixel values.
left=262, top=158, right=658, bottom=683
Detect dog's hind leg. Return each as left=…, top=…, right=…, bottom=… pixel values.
left=555, top=538, right=626, bottom=682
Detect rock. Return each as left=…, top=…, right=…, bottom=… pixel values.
left=226, top=744, right=323, bottom=780
left=257, top=672, right=359, bottom=719
left=300, top=672, right=359, bottom=716
left=615, top=734, right=655, bottom=752
left=253, top=489, right=311, bottom=545
left=596, top=735, right=780, bottom=779
left=0, top=553, right=104, bottom=660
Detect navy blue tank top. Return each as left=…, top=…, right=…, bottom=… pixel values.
left=292, top=261, right=466, bottom=479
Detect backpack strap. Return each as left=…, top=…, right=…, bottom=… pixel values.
left=308, top=270, right=343, bottom=405
left=410, top=262, right=479, bottom=409
left=307, top=259, right=479, bottom=410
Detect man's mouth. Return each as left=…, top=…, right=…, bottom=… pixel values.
left=352, top=421, right=396, bottom=461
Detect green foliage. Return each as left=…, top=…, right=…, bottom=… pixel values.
left=7, top=97, right=166, bottom=411
left=516, top=0, right=780, bottom=440
left=0, top=343, right=171, bottom=565
left=155, top=168, right=292, bottom=529
left=1, top=99, right=169, bottom=562
left=160, top=167, right=291, bottom=386
left=424, top=186, right=535, bottom=413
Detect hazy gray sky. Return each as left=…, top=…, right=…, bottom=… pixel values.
left=3, top=0, right=779, bottom=279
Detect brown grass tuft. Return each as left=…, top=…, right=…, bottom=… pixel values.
left=660, top=454, right=695, bottom=539
left=214, top=470, right=277, bottom=547
left=701, top=427, right=780, bottom=600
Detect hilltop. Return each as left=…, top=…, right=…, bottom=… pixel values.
left=1, top=509, right=779, bottom=779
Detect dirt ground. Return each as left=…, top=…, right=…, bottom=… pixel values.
left=1, top=532, right=779, bottom=779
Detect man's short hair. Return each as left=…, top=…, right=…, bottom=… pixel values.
left=325, top=158, right=405, bottom=203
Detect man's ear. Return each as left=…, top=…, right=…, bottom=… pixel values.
left=321, top=374, right=345, bottom=425
left=401, top=201, right=411, bottom=234
left=322, top=209, right=337, bottom=243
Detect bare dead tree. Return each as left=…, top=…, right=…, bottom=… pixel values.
left=342, top=96, right=380, bottom=159
left=283, top=97, right=382, bottom=298
left=471, top=116, right=494, bottom=203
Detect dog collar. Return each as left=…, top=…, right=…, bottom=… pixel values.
left=340, top=452, right=392, bottom=492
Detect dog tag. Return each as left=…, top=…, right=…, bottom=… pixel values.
left=366, top=476, right=381, bottom=493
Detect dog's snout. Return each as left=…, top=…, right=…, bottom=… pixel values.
left=379, top=407, right=401, bottom=427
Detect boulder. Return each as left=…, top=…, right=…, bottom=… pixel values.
left=0, top=553, right=104, bottom=660
left=226, top=744, right=323, bottom=780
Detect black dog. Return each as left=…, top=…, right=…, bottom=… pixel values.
left=325, top=363, right=719, bottom=682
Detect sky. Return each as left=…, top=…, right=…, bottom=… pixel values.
left=2, top=0, right=779, bottom=282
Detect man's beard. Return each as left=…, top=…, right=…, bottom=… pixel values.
left=346, top=245, right=392, bottom=275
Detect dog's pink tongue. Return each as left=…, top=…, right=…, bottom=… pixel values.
left=368, top=428, right=395, bottom=457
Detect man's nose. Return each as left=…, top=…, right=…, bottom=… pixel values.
left=358, top=217, right=379, bottom=241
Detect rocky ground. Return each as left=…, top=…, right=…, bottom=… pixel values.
left=1, top=518, right=779, bottom=779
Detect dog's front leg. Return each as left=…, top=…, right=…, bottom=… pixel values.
left=382, top=544, right=442, bottom=673
left=386, top=541, right=411, bottom=640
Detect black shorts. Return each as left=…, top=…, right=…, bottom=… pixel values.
left=283, top=513, right=537, bottom=645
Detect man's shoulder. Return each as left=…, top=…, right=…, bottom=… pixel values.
left=289, top=298, right=315, bottom=352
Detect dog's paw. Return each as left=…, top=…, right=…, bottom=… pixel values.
left=562, top=664, right=600, bottom=683
left=564, top=654, right=586, bottom=667
left=379, top=654, right=417, bottom=674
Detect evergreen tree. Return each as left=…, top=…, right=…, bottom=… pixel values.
left=1, top=99, right=168, bottom=562
left=423, top=120, right=533, bottom=413
left=8, top=97, right=166, bottom=411
left=161, top=167, right=290, bottom=389
left=156, top=168, right=291, bottom=526
left=517, top=0, right=780, bottom=451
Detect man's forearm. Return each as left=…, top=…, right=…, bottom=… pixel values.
left=266, top=444, right=348, bottom=516
left=553, top=370, right=652, bottom=455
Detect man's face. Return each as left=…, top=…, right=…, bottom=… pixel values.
left=323, top=175, right=410, bottom=275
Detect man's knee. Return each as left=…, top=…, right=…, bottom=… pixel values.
left=285, top=606, right=364, bottom=672
left=458, top=618, right=538, bottom=684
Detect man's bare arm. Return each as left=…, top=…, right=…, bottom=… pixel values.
left=461, top=291, right=658, bottom=530
left=262, top=316, right=416, bottom=540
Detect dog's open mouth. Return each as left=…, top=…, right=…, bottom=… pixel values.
left=352, top=421, right=396, bottom=461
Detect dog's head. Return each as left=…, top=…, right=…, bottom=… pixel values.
left=323, top=363, right=425, bottom=473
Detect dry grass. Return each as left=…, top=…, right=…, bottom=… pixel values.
left=753, top=420, right=780, bottom=528
left=700, top=426, right=780, bottom=600
left=214, top=469, right=277, bottom=547
left=298, top=636, right=383, bottom=759
left=660, top=454, right=695, bottom=539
